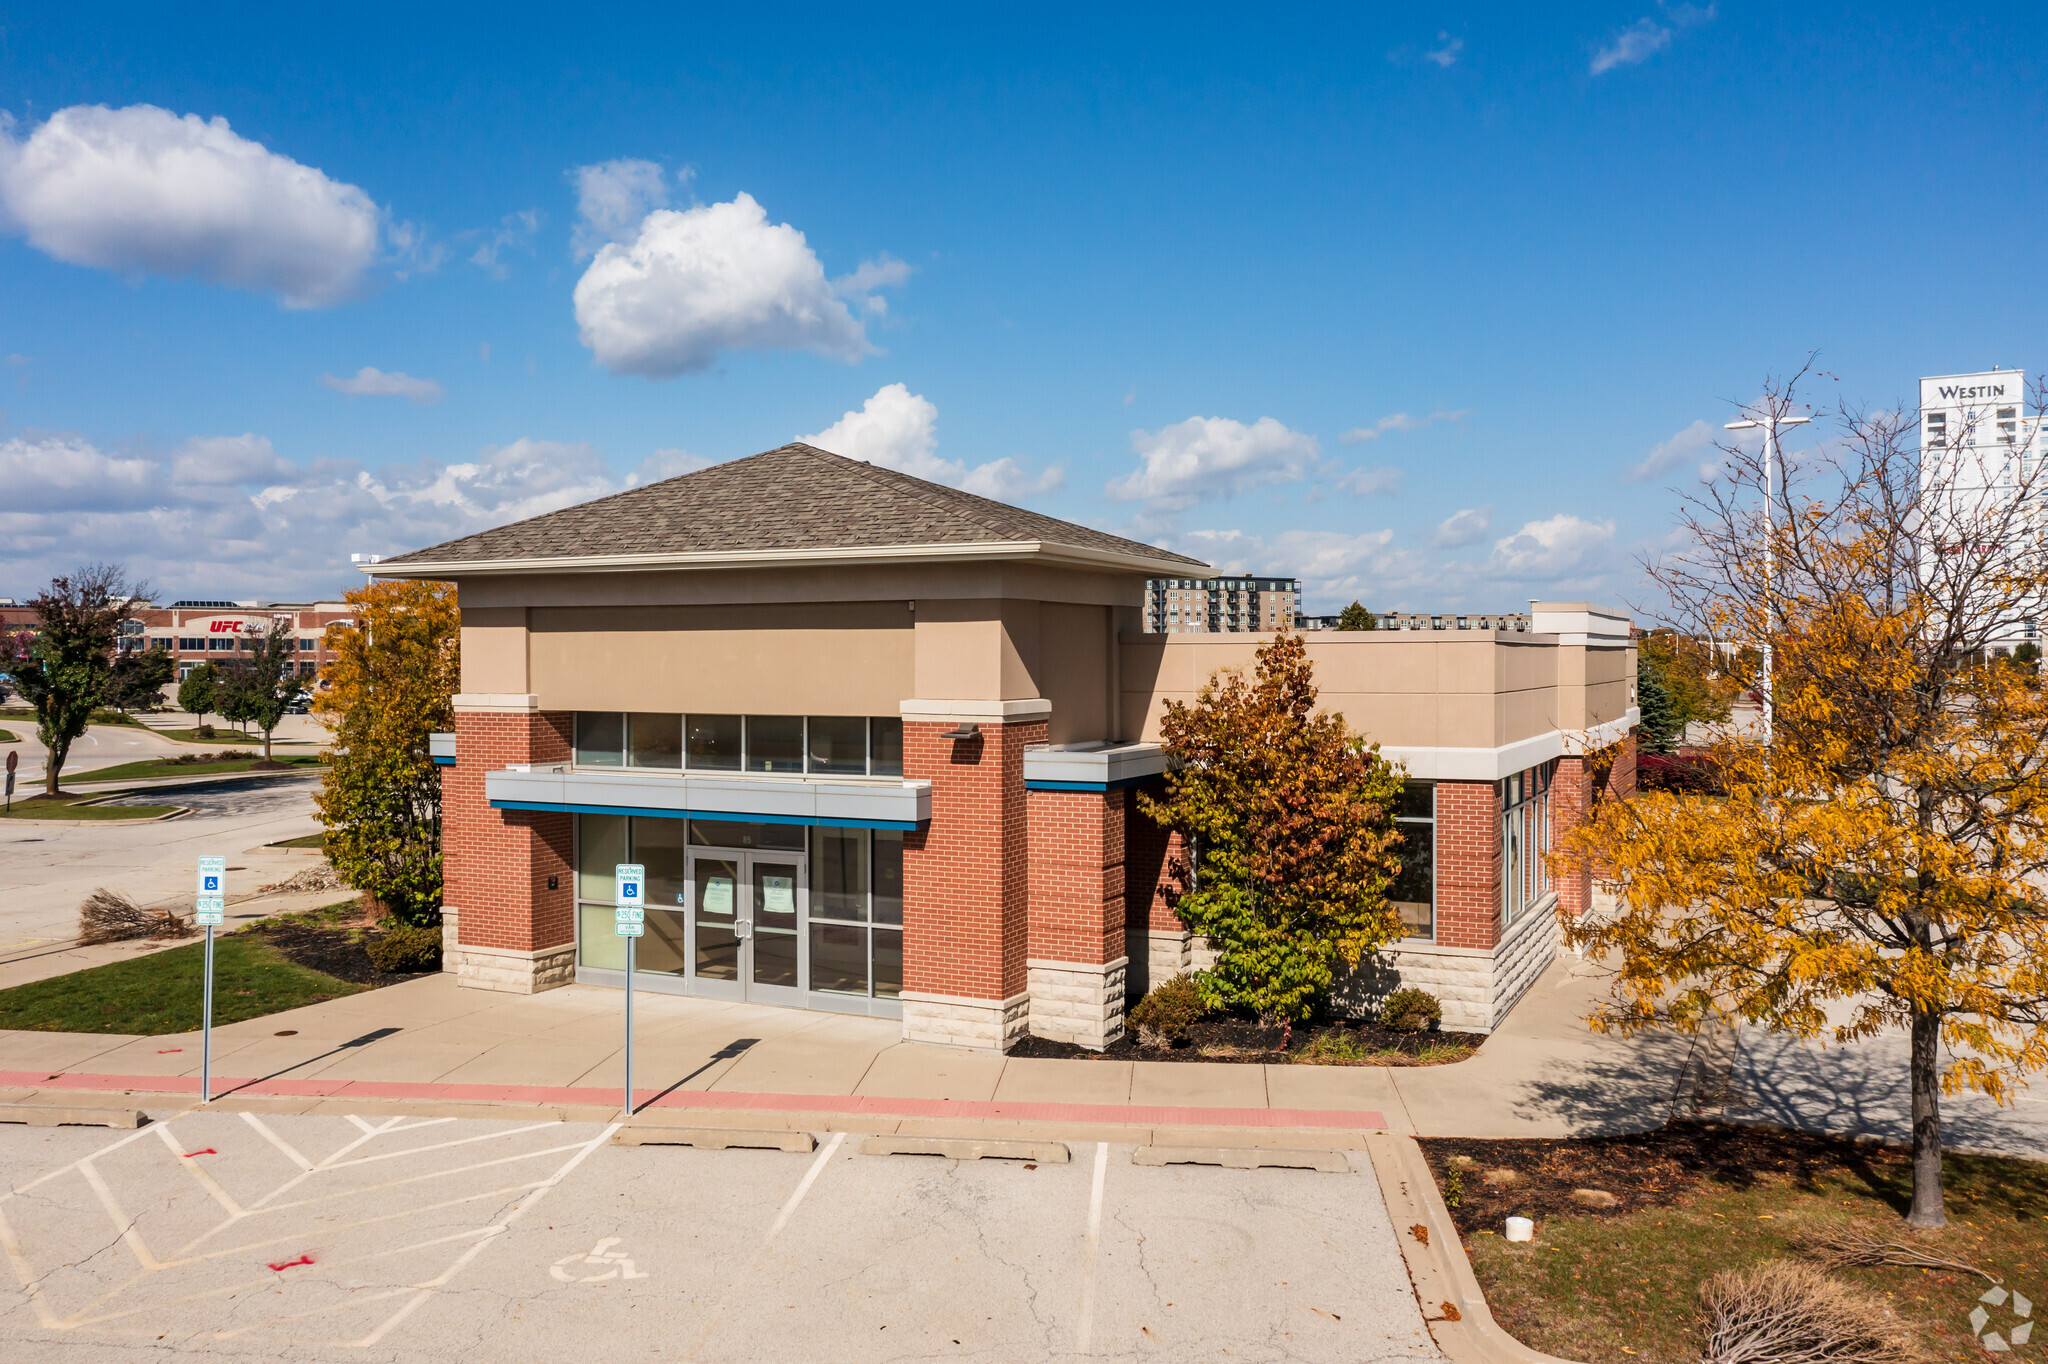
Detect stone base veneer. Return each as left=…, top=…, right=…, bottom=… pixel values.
left=1331, top=895, right=1561, bottom=1033
left=1027, top=958, right=1127, bottom=1050
left=449, top=941, right=577, bottom=994
left=901, top=991, right=1031, bottom=1051
left=1144, top=930, right=1191, bottom=992
left=440, top=906, right=460, bottom=973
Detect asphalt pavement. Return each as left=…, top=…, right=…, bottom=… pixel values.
left=0, top=1108, right=1441, bottom=1363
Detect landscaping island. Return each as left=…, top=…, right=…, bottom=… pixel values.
left=1421, top=1122, right=2046, bottom=1362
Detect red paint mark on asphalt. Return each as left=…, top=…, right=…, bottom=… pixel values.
left=267, top=1255, right=314, bottom=1272
left=157, top=1049, right=182, bottom=1054
left=181, top=1148, right=216, bottom=1158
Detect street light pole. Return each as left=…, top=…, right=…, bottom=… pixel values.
left=1725, top=413, right=1812, bottom=745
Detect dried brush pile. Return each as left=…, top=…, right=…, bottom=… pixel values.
left=1698, top=1261, right=1912, bottom=1364
left=1791, top=1224, right=1998, bottom=1283
left=77, top=887, right=194, bottom=945
left=257, top=863, right=349, bottom=895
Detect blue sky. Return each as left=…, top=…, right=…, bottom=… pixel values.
left=2, top=5, right=2043, bottom=612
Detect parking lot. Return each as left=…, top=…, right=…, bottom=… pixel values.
left=0, top=1109, right=1440, bottom=1362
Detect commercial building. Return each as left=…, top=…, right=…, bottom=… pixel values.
left=1919, top=368, right=2044, bottom=652
left=0, top=599, right=350, bottom=684
left=369, top=443, right=1637, bottom=1048
left=1298, top=610, right=1532, bottom=632
left=1144, top=576, right=1296, bottom=634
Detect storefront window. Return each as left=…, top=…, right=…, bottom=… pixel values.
left=745, top=716, right=805, bottom=773
left=1391, top=782, right=1434, bottom=939
left=628, top=713, right=682, bottom=768
left=574, top=712, right=911, bottom=778
left=806, top=827, right=903, bottom=998
left=1500, top=764, right=1553, bottom=926
left=575, top=712, right=624, bottom=768
left=686, top=714, right=742, bottom=770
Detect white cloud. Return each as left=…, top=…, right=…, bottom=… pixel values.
left=468, top=209, right=541, bottom=276
left=1107, top=415, right=1320, bottom=511
left=571, top=158, right=674, bottom=260
left=800, top=383, right=1062, bottom=501
left=0, top=103, right=379, bottom=308
left=0, top=430, right=649, bottom=599
left=1485, top=514, right=1615, bottom=578
left=1433, top=505, right=1493, bottom=548
left=573, top=192, right=879, bottom=377
left=1592, top=6, right=1711, bottom=74
left=1335, top=465, right=1402, bottom=497
left=1625, top=418, right=1722, bottom=482
left=1339, top=408, right=1471, bottom=444
left=1425, top=33, right=1464, bottom=67
left=1176, top=525, right=1431, bottom=608
left=628, top=448, right=715, bottom=486
left=320, top=367, right=444, bottom=405
left=832, top=255, right=913, bottom=316
left=171, top=434, right=295, bottom=487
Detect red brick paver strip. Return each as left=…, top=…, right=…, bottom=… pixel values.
left=0, top=1068, right=1383, bottom=1130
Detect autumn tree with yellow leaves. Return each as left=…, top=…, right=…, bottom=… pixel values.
left=1562, top=364, right=2048, bottom=1228
left=313, top=580, right=460, bottom=925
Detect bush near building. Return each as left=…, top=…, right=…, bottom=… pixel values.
left=1140, top=631, right=1406, bottom=1024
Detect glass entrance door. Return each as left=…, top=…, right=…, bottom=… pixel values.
left=685, top=849, right=807, bottom=1005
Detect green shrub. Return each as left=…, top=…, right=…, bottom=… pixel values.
left=1126, top=973, right=1209, bottom=1045
left=367, top=923, right=442, bottom=974
left=1378, top=986, right=1442, bottom=1034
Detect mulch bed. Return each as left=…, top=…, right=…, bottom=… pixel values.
left=1419, top=1121, right=1901, bottom=1236
left=248, top=917, right=433, bottom=987
left=1010, top=1014, right=1484, bottom=1064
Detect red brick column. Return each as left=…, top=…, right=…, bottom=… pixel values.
left=1550, top=755, right=1593, bottom=919
left=1604, top=733, right=1638, bottom=800
left=1431, top=780, right=1501, bottom=950
left=444, top=706, right=576, bottom=992
left=899, top=716, right=1042, bottom=1048
left=1122, top=796, right=1191, bottom=996
left=1025, top=787, right=1128, bottom=1047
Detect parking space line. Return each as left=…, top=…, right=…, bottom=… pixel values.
left=0, top=1201, right=60, bottom=1328
left=683, top=1130, right=850, bottom=1364
left=351, top=1121, right=621, bottom=1349
left=153, top=1124, right=244, bottom=1218
left=78, top=1159, right=160, bottom=1271
left=317, top=1121, right=563, bottom=1171
left=1075, top=1141, right=1108, bottom=1356
left=3, top=1123, right=161, bottom=1200
left=238, top=1112, right=313, bottom=1171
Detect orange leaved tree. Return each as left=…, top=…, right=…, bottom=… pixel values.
left=1561, top=364, right=2048, bottom=1228
left=1140, top=632, right=1407, bottom=1024
left=313, top=580, right=459, bottom=924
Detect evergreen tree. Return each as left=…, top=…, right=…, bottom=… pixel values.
left=1636, top=651, right=1681, bottom=754
left=1336, top=601, right=1377, bottom=631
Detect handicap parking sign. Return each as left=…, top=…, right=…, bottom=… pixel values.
left=196, top=856, right=225, bottom=896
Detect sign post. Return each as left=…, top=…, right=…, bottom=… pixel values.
left=194, top=856, right=226, bottom=1102
left=614, top=863, right=645, bottom=1117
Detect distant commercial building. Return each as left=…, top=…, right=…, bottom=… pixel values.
left=1919, top=368, right=2044, bottom=652
left=1144, top=576, right=1296, bottom=633
left=1, top=597, right=352, bottom=682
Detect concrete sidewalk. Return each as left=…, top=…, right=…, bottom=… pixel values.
left=0, top=950, right=1704, bottom=1140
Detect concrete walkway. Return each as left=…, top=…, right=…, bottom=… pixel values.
left=0, top=950, right=1708, bottom=1140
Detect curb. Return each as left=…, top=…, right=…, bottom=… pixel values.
left=1364, top=1133, right=1585, bottom=1364
left=0, top=804, right=192, bottom=827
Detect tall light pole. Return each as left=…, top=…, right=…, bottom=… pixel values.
left=1725, top=413, right=1812, bottom=744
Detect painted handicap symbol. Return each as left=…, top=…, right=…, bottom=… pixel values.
left=550, top=1236, right=649, bottom=1283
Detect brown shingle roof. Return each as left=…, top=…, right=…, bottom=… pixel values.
left=373, top=442, right=1209, bottom=573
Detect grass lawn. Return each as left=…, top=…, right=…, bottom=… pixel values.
left=0, top=728, right=16, bottom=743
left=0, top=915, right=371, bottom=1033
left=267, top=832, right=328, bottom=850
left=0, top=790, right=181, bottom=820
left=152, top=727, right=267, bottom=744
left=75, top=754, right=324, bottom=783
left=1430, top=1122, right=2048, bottom=1363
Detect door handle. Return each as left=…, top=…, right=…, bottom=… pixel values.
left=735, top=919, right=753, bottom=939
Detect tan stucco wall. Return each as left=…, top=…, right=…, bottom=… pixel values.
left=1121, top=632, right=1629, bottom=749
left=450, top=561, right=1145, bottom=612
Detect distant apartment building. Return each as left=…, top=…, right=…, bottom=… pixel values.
left=2, top=597, right=353, bottom=681
left=1144, top=576, right=1297, bottom=633
left=1919, top=368, right=2044, bottom=652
